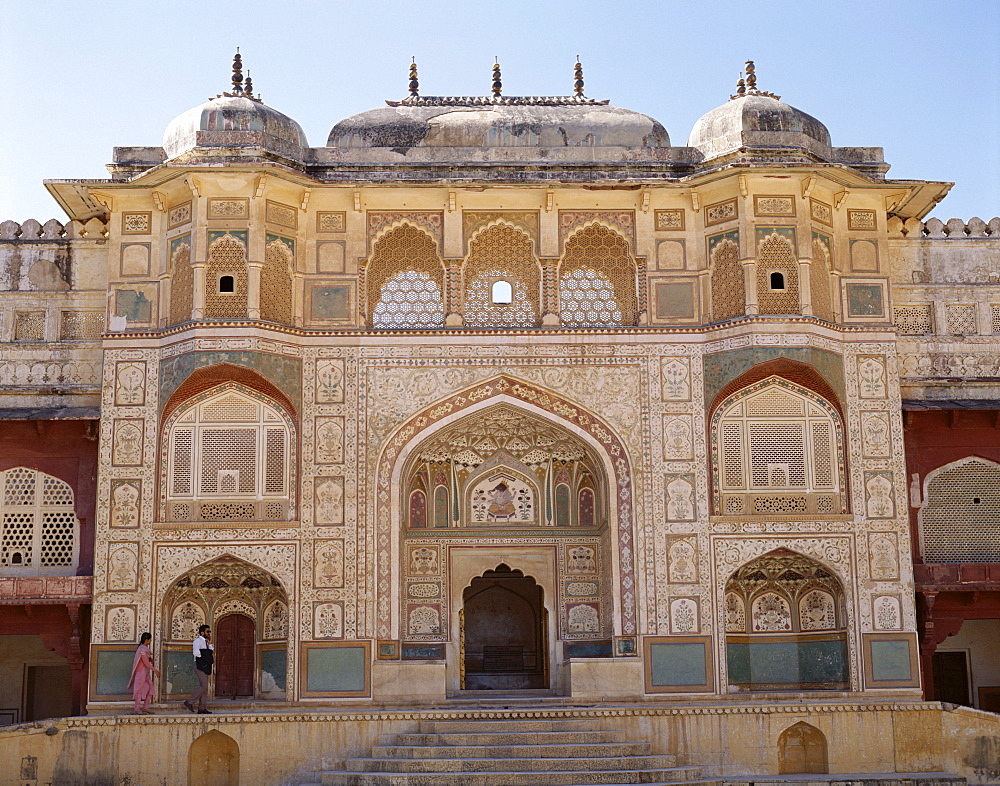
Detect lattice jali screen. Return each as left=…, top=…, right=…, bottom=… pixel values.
left=261, top=239, right=293, bottom=325
left=463, top=224, right=540, bottom=327
left=756, top=233, right=800, bottom=315
left=14, top=312, right=45, bottom=342
left=205, top=234, right=248, bottom=319
left=894, top=305, right=933, bottom=335
left=558, top=225, right=637, bottom=326
left=710, top=238, right=744, bottom=321
left=810, top=237, right=834, bottom=321
left=992, top=305, right=1000, bottom=335
left=60, top=311, right=104, bottom=340
left=946, top=304, right=977, bottom=335
left=169, top=242, right=193, bottom=326
left=921, top=459, right=1000, bottom=562
left=0, top=468, right=78, bottom=574
left=367, top=225, right=445, bottom=328
left=714, top=381, right=844, bottom=515
left=166, top=387, right=292, bottom=522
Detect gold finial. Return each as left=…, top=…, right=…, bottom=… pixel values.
left=231, top=49, right=244, bottom=95
left=492, top=58, right=502, bottom=97
left=736, top=72, right=746, bottom=96
left=574, top=56, right=585, bottom=97
left=745, top=60, right=756, bottom=91
left=408, top=57, right=419, bottom=97
left=244, top=70, right=254, bottom=98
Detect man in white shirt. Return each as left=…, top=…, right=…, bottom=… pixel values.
left=183, top=624, right=213, bottom=714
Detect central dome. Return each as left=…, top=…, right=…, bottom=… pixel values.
left=327, top=97, right=670, bottom=152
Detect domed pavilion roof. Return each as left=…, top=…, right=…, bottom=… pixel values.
left=688, top=62, right=831, bottom=159
left=326, top=60, right=670, bottom=156
left=162, top=52, right=307, bottom=162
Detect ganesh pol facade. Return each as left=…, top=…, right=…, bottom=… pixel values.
left=3, top=55, right=1000, bottom=783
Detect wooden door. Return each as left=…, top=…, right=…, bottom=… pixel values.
left=215, top=614, right=255, bottom=698
left=932, top=650, right=970, bottom=706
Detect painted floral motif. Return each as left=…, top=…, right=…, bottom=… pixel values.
left=567, top=603, right=599, bottom=633
left=670, top=598, right=698, bottom=633
left=314, top=603, right=343, bottom=639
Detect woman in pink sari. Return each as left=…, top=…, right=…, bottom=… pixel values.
left=127, top=632, right=159, bottom=715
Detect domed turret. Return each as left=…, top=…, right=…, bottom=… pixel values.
left=326, top=59, right=669, bottom=160
left=688, top=61, right=831, bottom=160
left=162, top=51, right=307, bottom=162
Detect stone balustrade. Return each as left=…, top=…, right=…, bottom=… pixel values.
left=0, top=218, right=107, bottom=240
left=888, top=215, right=1000, bottom=238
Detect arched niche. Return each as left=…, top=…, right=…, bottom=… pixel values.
left=725, top=549, right=848, bottom=691
left=778, top=721, right=829, bottom=774
left=162, top=556, right=288, bottom=702
left=189, top=729, right=239, bottom=786
left=376, top=376, right=639, bottom=646
left=401, top=404, right=606, bottom=531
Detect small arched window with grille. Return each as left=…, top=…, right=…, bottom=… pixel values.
left=0, top=467, right=79, bottom=576
left=164, top=386, right=294, bottom=523
left=711, top=378, right=846, bottom=516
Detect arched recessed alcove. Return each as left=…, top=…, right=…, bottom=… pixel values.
left=163, top=556, right=288, bottom=702
left=725, top=549, right=849, bottom=691
left=778, top=721, right=829, bottom=774
left=188, top=729, right=239, bottom=786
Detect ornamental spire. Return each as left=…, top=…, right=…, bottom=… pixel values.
left=729, top=59, right=781, bottom=101
left=231, top=49, right=244, bottom=95
left=491, top=58, right=502, bottom=97
left=408, top=57, right=419, bottom=96
left=574, top=57, right=585, bottom=96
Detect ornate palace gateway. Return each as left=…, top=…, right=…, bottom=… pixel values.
left=2, top=55, right=999, bottom=783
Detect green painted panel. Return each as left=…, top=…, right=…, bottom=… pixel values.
left=306, top=646, right=367, bottom=692
left=159, top=351, right=302, bottom=410
left=163, top=649, right=199, bottom=697
left=260, top=648, right=287, bottom=692
left=649, top=642, right=707, bottom=687
left=94, top=649, right=134, bottom=697
left=727, top=637, right=848, bottom=686
left=871, top=639, right=913, bottom=682
left=702, top=346, right=845, bottom=405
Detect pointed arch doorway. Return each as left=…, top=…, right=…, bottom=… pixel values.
left=460, top=564, right=548, bottom=690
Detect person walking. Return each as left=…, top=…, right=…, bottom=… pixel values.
left=127, top=632, right=159, bottom=715
left=183, top=624, right=214, bottom=714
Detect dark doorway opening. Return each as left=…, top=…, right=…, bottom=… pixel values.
left=932, top=650, right=970, bottom=706
left=461, top=564, right=547, bottom=690
left=215, top=614, right=255, bottom=698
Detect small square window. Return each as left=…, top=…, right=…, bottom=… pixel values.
left=218, top=274, right=235, bottom=293
left=769, top=272, right=786, bottom=291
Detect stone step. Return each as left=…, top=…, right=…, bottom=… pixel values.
left=319, top=767, right=703, bottom=785
left=715, top=775, right=965, bottom=785
left=346, top=754, right=683, bottom=773
left=394, top=730, right=632, bottom=746
left=372, top=741, right=656, bottom=760
left=421, top=718, right=612, bottom=733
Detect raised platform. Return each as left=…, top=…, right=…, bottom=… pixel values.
left=0, top=700, right=993, bottom=786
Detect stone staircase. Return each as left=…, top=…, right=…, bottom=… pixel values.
left=312, top=716, right=712, bottom=785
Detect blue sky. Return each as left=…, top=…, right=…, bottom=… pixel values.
left=2, top=0, right=997, bottom=223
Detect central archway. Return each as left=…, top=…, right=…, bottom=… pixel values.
left=461, top=564, right=547, bottom=690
